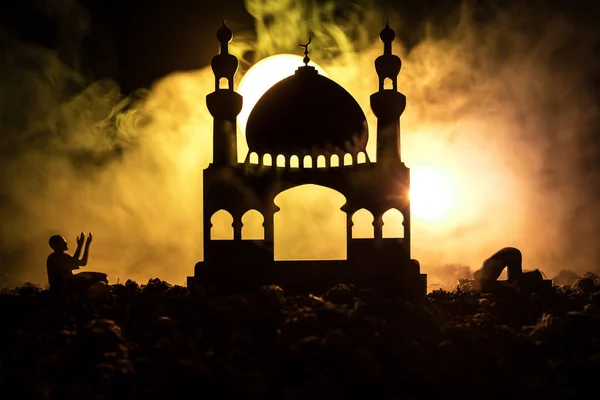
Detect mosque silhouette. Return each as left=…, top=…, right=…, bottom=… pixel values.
left=188, top=23, right=427, bottom=298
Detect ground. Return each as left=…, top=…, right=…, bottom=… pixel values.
left=1, top=279, right=599, bottom=399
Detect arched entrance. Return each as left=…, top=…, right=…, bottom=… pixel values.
left=273, top=184, right=347, bottom=260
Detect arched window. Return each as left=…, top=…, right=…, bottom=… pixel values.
left=241, top=209, right=264, bottom=240
left=382, top=208, right=404, bottom=238
left=343, top=153, right=353, bottom=166
left=290, top=155, right=299, bottom=168
left=248, top=152, right=259, bottom=164
left=357, top=152, right=367, bottom=164
left=303, top=155, right=313, bottom=168
left=276, top=154, right=286, bottom=167
left=210, top=210, right=234, bottom=240
left=219, top=78, right=229, bottom=89
left=352, top=209, right=374, bottom=239
left=384, top=78, right=393, bottom=90
left=317, top=155, right=326, bottom=168
left=263, top=154, right=272, bottom=166
left=330, top=154, right=340, bottom=167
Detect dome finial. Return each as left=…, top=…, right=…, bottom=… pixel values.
left=299, top=38, right=312, bottom=66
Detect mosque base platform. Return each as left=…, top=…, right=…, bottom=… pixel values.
left=188, top=259, right=427, bottom=300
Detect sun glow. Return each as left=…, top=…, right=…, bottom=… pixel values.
left=410, top=166, right=457, bottom=222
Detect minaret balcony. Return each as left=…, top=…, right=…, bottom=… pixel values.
left=207, top=90, right=243, bottom=120
left=370, top=90, right=406, bottom=119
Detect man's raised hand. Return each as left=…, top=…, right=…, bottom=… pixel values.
left=85, top=232, right=93, bottom=246
left=76, top=232, right=85, bottom=246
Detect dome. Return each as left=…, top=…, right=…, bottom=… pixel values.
left=245, top=65, right=368, bottom=155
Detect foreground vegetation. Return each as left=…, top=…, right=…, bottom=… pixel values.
left=1, top=278, right=599, bottom=399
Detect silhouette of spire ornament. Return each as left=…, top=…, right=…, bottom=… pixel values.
left=216, top=20, right=233, bottom=42
left=211, top=21, right=238, bottom=90
left=207, top=21, right=243, bottom=166
left=370, top=22, right=406, bottom=164
left=375, top=21, right=402, bottom=91
left=299, top=38, right=312, bottom=66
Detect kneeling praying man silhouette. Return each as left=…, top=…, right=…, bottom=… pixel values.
left=473, top=247, right=544, bottom=292
left=46, top=232, right=108, bottom=293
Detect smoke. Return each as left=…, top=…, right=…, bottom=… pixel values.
left=0, top=26, right=211, bottom=285
left=231, top=0, right=600, bottom=288
left=1, top=0, right=599, bottom=290
left=398, top=3, right=600, bottom=285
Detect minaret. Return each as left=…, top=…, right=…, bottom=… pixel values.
left=206, top=22, right=243, bottom=167
left=370, top=23, right=406, bottom=165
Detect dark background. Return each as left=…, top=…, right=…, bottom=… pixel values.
left=1, top=0, right=597, bottom=94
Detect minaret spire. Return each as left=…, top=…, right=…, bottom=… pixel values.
left=375, top=22, right=401, bottom=91
left=210, top=21, right=238, bottom=91
left=207, top=22, right=243, bottom=166
left=370, top=23, right=406, bottom=164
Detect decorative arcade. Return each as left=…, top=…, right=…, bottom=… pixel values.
left=188, top=22, right=427, bottom=298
